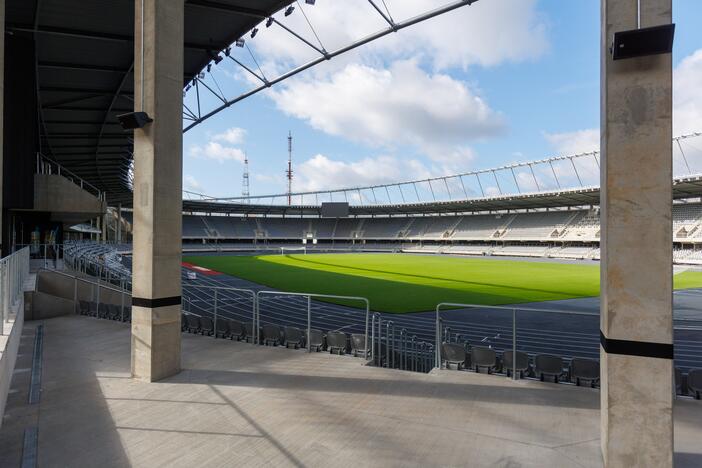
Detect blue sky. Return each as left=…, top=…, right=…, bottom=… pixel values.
left=182, top=0, right=702, bottom=199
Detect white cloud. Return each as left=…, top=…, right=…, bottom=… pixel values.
left=211, top=127, right=247, bottom=145
left=251, top=0, right=548, bottom=71
left=189, top=126, right=248, bottom=164
left=269, top=60, right=503, bottom=152
left=544, top=129, right=600, bottom=155
left=296, top=153, right=432, bottom=192
left=674, top=49, right=702, bottom=135
left=189, top=142, right=246, bottom=163
left=183, top=175, right=201, bottom=192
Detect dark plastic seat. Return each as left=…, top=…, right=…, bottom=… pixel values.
left=283, top=326, right=303, bottom=349
left=107, top=304, right=121, bottom=320
left=442, top=343, right=467, bottom=370
left=326, top=331, right=347, bottom=354
left=570, top=358, right=600, bottom=387
left=535, top=354, right=565, bottom=383
left=471, top=346, right=497, bottom=374
left=229, top=320, right=245, bottom=341
left=262, top=324, right=282, bottom=346
left=97, top=303, right=110, bottom=319
left=122, top=306, right=131, bottom=322
left=689, top=369, right=702, bottom=400
left=199, top=316, right=215, bottom=336
left=244, top=322, right=256, bottom=343
left=79, top=300, right=90, bottom=315
left=186, top=314, right=201, bottom=333
left=307, top=329, right=325, bottom=352
left=350, top=334, right=368, bottom=358
left=215, top=319, right=231, bottom=338
left=503, top=350, right=530, bottom=378
left=88, top=302, right=98, bottom=317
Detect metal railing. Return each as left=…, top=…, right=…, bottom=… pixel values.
left=36, top=152, right=104, bottom=200
left=256, top=291, right=370, bottom=356
left=183, top=285, right=256, bottom=341
left=435, top=303, right=600, bottom=379
left=1, top=247, right=30, bottom=334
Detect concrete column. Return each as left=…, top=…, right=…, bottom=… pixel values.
left=0, top=0, right=4, bottom=256
left=130, top=0, right=183, bottom=382
left=600, top=0, right=673, bottom=466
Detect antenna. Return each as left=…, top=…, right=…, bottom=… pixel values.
left=242, top=152, right=250, bottom=203
left=286, top=131, right=293, bottom=205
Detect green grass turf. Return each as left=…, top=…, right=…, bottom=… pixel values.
left=183, top=253, right=702, bottom=313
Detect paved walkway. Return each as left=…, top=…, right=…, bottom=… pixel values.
left=1, top=316, right=701, bottom=467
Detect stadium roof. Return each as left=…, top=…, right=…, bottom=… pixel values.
left=181, top=174, right=702, bottom=216
left=6, top=0, right=292, bottom=205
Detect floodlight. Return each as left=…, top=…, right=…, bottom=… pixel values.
left=250, top=27, right=258, bottom=39
left=235, top=38, right=245, bottom=47
left=225, top=46, right=231, bottom=56
left=185, top=84, right=191, bottom=91
left=198, top=72, right=205, bottom=79
left=306, top=0, right=316, bottom=4
left=206, top=63, right=212, bottom=72
left=611, top=24, right=675, bottom=60
left=266, top=17, right=274, bottom=27
left=284, top=5, right=295, bottom=16
left=213, top=54, right=223, bottom=64
left=117, top=112, right=153, bottom=130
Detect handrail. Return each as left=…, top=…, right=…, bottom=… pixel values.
left=257, top=290, right=370, bottom=357
left=36, top=152, right=103, bottom=200
left=183, top=284, right=256, bottom=341
left=434, top=302, right=599, bottom=378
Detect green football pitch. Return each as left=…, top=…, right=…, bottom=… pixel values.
left=183, top=253, right=702, bottom=313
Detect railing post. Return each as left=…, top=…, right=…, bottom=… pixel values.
left=307, top=296, right=311, bottom=353
left=512, top=308, right=517, bottom=381
left=213, top=289, right=218, bottom=339
left=73, top=276, right=78, bottom=314
left=435, top=305, right=441, bottom=369
left=371, top=314, right=376, bottom=363
left=364, top=300, right=369, bottom=360
left=120, top=280, right=125, bottom=322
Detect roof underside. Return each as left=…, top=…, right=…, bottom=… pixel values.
left=181, top=175, right=702, bottom=216
left=6, top=0, right=292, bottom=205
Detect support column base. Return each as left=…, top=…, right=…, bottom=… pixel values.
left=131, top=305, right=181, bottom=382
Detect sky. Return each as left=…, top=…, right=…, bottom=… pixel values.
left=181, top=0, right=702, bottom=200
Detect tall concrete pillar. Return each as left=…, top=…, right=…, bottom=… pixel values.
left=600, top=0, right=673, bottom=466
left=131, top=0, right=183, bottom=382
left=0, top=0, right=4, bottom=256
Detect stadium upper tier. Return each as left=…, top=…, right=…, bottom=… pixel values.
left=126, top=202, right=702, bottom=247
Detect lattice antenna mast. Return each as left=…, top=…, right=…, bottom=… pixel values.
left=286, top=131, right=293, bottom=205
left=242, top=152, right=250, bottom=203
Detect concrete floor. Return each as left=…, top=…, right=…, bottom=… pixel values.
left=1, top=316, right=701, bottom=468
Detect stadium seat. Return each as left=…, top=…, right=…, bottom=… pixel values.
left=262, top=324, right=282, bottom=346
left=471, top=346, right=497, bottom=374
left=181, top=313, right=187, bottom=332
left=502, top=350, right=529, bottom=378
left=441, top=343, right=467, bottom=370
left=107, top=304, right=121, bottom=320
left=689, top=369, right=702, bottom=400
left=283, top=326, right=303, bottom=349
left=535, top=354, right=565, bottom=383
left=215, top=319, right=231, bottom=339
left=350, top=334, right=369, bottom=358
left=229, top=320, right=246, bottom=341
left=307, top=329, right=325, bottom=352
left=326, top=331, right=347, bottom=355
left=79, top=300, right=90, bottom=315
left=675, top=367, right=683, bottom=396
left=97, top=303, right=110, bottom=319
left=200, top=316, right=215, bottom=336
left=186, top=315, right=201, bottom=334
left=122, top=306, right=131, bottom=322
left=570, top=358, right=600, bottom=387
left=88, top=302, right=98, bottom=317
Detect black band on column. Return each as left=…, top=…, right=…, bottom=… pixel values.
left=600, top=331, right=673, bottom=359
left=132, top=296, right=181, bottom=308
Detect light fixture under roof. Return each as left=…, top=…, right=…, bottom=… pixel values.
left=117, top=112, right=153, bottom=130
left=284, top=5, right=295, bottom=16
left=266, top=17, right=274, bottom=27
left=250, top=27, right=258, bottom=39
left=235, top=38, right=245, bottom=47
left=305, top=0, right=315, bottom=4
